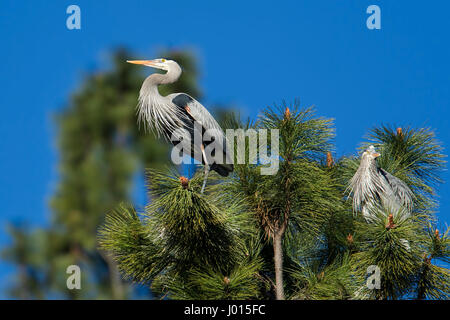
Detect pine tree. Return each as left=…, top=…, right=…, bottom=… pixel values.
left=99, top=105, right=449, bottom=300
left=339, top=125, right=449, bottom=299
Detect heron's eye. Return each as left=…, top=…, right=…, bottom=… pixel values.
left=161, top=58, right=166, bottom=62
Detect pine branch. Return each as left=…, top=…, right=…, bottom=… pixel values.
left=98, top=203, right=164, bottom=284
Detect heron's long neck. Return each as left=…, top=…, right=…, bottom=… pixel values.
left=362, top=158, right=378, bottom=176
left=141, top=69, right=181, bottom=98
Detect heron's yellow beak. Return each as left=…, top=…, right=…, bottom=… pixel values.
left=372, top=153, right=380, bottom=158
left=126, top=60, right=158, bottom=67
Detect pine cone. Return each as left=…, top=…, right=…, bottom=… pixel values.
left=396, top=127, right=403, bottom=138
left=223, top=276, right=230, bottom=285
left=386, top=214, right=397, bottom=230
left=347, top=233, right=353, bottom=244
left=326, top=152, right=334, bottom=168
left=179, top=176, right=189, bottom=189
left=284, top=107, right=291, bottom=120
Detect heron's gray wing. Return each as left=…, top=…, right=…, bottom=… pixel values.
left=378, top=168, right=414, bottom=211
left=170, top=93, right=233, bottom=176
left=170, top=93, right=223, bottom=132
left=202, top=127, right=233, bottom=176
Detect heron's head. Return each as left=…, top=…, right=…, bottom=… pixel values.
left=361, top=145, right=380, bottom=163
left=126, top=58, right=180, bottom=72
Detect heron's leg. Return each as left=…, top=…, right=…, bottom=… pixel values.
left=200, top=144, right=210, bottom=194
left=201, top=165, right=210, bottom=194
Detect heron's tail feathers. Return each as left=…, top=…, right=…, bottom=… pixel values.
left=210, top=163, right=234, bottom=177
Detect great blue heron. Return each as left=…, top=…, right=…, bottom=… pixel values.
left=349, top=145, right=414, bottom=221
left=127, top=58, right=233, bottom=193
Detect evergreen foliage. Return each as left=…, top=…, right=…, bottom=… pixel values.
left=99, top=170, right=263, bottom=299
left=99, top=102, right=449, bottom=300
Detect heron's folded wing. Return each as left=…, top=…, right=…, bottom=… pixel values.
left=170, top=92, right=223, bottom=130
left=193, top=107, right=222, bottom=134
left=170, top=93, right=233, bottom=170
left=379, top=168, right=414, bottom=211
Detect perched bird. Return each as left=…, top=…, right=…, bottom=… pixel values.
left=349, top=145, right=414, bottom=221
left=127, top=58, right=233, bottom=192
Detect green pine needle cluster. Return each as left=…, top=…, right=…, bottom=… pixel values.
left=99, top=169, right=263, bottom=299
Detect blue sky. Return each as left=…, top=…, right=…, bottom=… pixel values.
left=0, top=0, right=449, bottom=297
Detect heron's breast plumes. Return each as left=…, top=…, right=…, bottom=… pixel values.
left=137, top=90, right=186, bottom=140
left=349, top=156, right=386, bottom=213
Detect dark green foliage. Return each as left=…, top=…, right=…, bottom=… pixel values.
left=289, top=254, right=356, bottom=300
left=415, top=261, right=449, bottom=300
left=100, top=103, right=449, bottom=300
left=147, top=170, right=236, bottom=271
left=230, top=103, right=337, bottom=237
left=99, top=169, right=263, bottom=299
left=350, top=208, right=450, bottom=300
left=176, top=258, right=263, bottom=300
left=97, top=204, right=162, bottom=284
left=351, top=208, right=425, bottom=299
left=414, top=224, right=450, bottom=299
